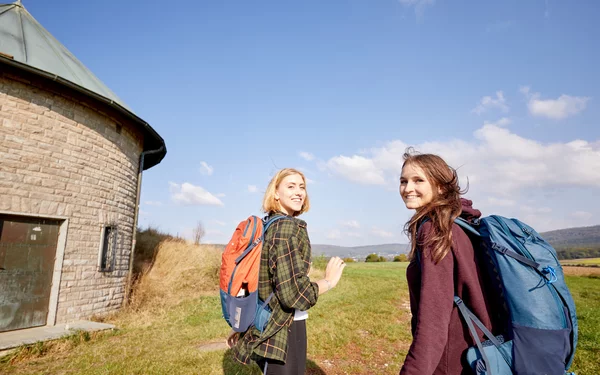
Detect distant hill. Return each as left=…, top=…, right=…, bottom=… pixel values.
left=207, top=225, right=600, bottom=260
left=311, top=243, right=409, bottom=259
left=540, top=225, right=600, bottom=248
left=310, top=225, right=600, bottom=260
left=540, top=225, right=600, bottom=260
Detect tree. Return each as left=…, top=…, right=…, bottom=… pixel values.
left=394, top=254, right=408, bottom=262
left=192, top=221, right=205, bottom=245
left=378, top=256, right=387, bottom=262
left=365, top=253, right=379, bottom=262
left=343, top=257, right=355, bottom=263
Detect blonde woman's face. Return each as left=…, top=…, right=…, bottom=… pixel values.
left=399, top=164, right=434, bottom=210
left=275, top=174, right=306, bottom=215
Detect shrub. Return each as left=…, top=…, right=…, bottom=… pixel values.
left=365, top=253, right=379, bottom=262
left=394, top=254, right=408, bottom=262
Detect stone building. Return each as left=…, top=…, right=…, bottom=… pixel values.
left=0, top=1, right=166, bottom=333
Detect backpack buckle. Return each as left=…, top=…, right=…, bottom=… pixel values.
left=491, top=243, right=508, bottom=254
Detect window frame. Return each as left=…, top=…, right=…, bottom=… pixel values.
left=98, top=225, right=118, bottom=272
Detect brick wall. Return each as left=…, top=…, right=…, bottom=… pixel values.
left=0, top=73, right=143, bottom=322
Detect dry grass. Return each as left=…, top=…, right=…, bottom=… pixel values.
left=129, top=240, right=222, bottom=306
left=117, top=240, right=223, bottom=325
left=563, top=266, right=600, bottom=277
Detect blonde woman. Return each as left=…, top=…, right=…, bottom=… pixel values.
left=230, top=168, right=346, bottom=375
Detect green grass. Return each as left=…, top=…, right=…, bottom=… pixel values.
left=565, top=275, right=600, bottom=375
left=1, top=262, right=598, bottom=375
left=561, top=257, right=600, bottom=266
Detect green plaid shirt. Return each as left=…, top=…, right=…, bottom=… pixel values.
left=232, top=213, right=320, bottom=364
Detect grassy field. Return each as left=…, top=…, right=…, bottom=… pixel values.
left=561, top=257, right=600, bottom=266
left=1, top=246, right=599, bottom=375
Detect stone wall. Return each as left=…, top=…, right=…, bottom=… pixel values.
left=0, top=73, right=143, bottom=322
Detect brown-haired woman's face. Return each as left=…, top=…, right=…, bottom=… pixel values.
left=399, top=164, right=434, bottom=210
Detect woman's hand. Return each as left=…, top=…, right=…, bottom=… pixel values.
left=226, top=330, right=240, bottom=348
left=324, top=256, right=346, bottom=288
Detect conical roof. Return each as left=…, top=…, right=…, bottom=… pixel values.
left=0, top=1, right=166, bottom=169
left=0, top=0, right=127, bottom=109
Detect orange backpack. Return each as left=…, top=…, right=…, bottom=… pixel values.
left=219, top=215, right=284, bottom=332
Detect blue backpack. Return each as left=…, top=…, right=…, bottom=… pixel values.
left=419, top=215, right=578, bottom=375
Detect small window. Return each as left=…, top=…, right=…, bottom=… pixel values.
left=98, top=226, right=117, bottom=272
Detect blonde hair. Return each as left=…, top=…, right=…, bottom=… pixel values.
left=262, top=168, right=310, bottom=216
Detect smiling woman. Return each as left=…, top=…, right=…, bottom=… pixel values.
left=397, top=149, right=502, bottom=375
left=229, top=168, right=346, bottom=375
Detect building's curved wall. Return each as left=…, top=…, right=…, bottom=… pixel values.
left=0, top=72, right=142, bottom=322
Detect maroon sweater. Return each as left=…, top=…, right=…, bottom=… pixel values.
left=400, top=199, right=499, bottom=375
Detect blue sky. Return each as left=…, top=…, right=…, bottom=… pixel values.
left=22, top=0, right=600, bottom=246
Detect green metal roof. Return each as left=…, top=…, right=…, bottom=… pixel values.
left=0, top=1, right=166, bottom=169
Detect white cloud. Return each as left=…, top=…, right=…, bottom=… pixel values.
left=472, top=91, right=509, bottom=115
left=169, top=182, right=224, bottom=206
left=323, top=125, right=600, bottom=197
left=216, top=193, right=226, bottom=197
left=342, top=220, right=360, bottom=229
left=398, top=0, right=435, bottom=18
left=305, top=177, right=316, bottom=184
left=299, top=152, right=315, bottom=161
left=521, top=206, right=552, bottom=214
left=144, top=201, right=163, bottom=206
left=212, top=220, right=227, bottom=226
left=327, top=229, right=341, bottom=239
left=571, top=211, right=592, bottom=220
left=346, top=232, right=362, bottom=238
left=526, top=93, right=590, bottom=120
left=326, top=155, right=386, bottom=185
left=248, top=185, right=258, bottom=193
left=199, top=161, right=214, bottom=176
left=487, top=197, right=516, bottom=207
left=484, top=117, right=512, bottom=127
left=371, top=227, right=394, bottom=238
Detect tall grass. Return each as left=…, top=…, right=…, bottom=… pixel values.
left=125, top=239, right=224, bottom=322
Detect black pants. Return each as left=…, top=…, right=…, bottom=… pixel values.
left=257, top=320, right=307, bottom=375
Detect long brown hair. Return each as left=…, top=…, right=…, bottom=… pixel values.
left=402, top=149, right=466, bottom=264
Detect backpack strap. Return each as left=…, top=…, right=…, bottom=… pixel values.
left=454, top=296, right=499, bottom=375
left=454, top=217, right=481, bottom=237
left=256, top=215, right=286, bottom=308
left=491, top=243, right=540, bottom=270
left=456, top=217, right=541, bottom=270
left=234, top=215, right=286, bottom=265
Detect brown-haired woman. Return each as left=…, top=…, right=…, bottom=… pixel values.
left=398, top=150, right=499, bottom=375
left=229, top=168, right=346, bottom=375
